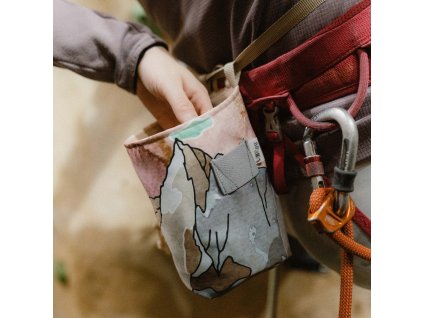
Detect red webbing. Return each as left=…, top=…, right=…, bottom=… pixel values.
left=353, top=206, right=371, bottom=238
left=240, top=0, right=371, bottom=103
left=272, top=141, right=288, bottom=194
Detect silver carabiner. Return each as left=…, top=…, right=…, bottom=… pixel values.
left=303, top=107, right=359, bottom=217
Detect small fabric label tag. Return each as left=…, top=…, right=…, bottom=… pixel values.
left=247, top=138, right=266, bottom=168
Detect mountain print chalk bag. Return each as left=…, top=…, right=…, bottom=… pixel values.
left=124, top=86, right=291, bottom=298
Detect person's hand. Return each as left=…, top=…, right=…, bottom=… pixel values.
left=137, top=46, right=213, bottom=124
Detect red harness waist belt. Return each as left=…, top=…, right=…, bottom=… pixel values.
left=238, top=0, right=371, bottom=194
left=240, top=0, right=371, bottom=112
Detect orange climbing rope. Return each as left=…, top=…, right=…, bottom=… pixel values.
left=339, top=221, right=354, bottom=318
left=309, top=187, right=371, bottom=318
left=309, top=188, right=371, bottom=261
left=331, top=224, right=371, bottom=262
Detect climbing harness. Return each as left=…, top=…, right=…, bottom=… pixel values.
left=303, top=108, right=371, bottom=318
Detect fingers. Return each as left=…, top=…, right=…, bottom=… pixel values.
left=135, top=78, right=180, bottom=129
left=183, top=74, right=213, bottom=115
left=161, top=82, right=198, bottom=123
left=162, top=73, right=213, bottom=123
left=138, top=47, right=213, bottom=124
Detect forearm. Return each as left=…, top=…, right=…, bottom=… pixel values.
left=53, top=0, right=167, bottom=93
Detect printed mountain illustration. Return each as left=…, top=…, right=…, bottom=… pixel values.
left=152, top=139, right=289, bottom=298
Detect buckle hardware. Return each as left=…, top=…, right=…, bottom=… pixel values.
left=263, top=102, right=283, bottom=142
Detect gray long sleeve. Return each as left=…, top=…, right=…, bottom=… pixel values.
left=53, top=0, right=167, bottom=93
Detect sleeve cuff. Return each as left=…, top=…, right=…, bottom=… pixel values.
left=119, top=34, right=168, bottom=94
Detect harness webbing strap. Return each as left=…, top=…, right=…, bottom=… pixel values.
left=231, top=0, right=327, bottom=75
left=272, top=140, right=288, bottom=194
left=202, top=0, right=327, bottom=88
left=271, top=134, right=305, bottom=194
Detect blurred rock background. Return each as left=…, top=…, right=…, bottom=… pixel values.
left=53, top=1, right=371, bottom=317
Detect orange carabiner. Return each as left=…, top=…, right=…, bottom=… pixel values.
left=308, top=188, right=355, bottom=233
